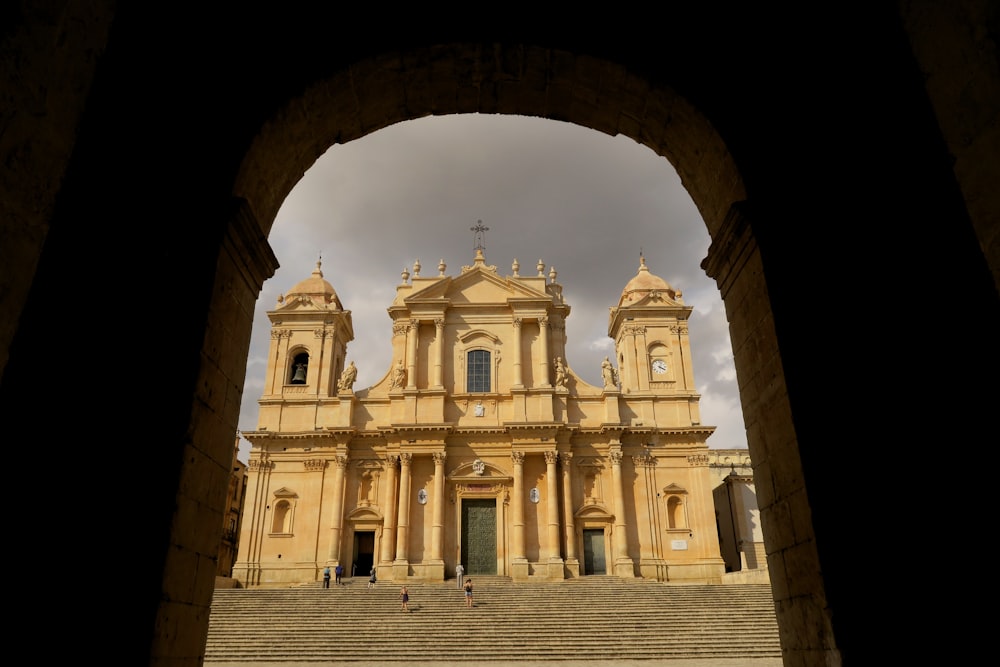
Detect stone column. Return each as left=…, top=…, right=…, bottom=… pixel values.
left=431, top=451, right=446, bottom=561
left=544, top=451, right=561, bottom=558
left=433, top=319, right=445, bottom=388
left=539, top=316, right=551, bottom=387
left=379, top=454, right=399, bottom=567
left=395, top=453, right=413, bottom=563
left=406, top=319, right=418, bottom=389
left=511, top=451, right=527, bottom=570
left=544, top=450, right=563, bottom=578
left=327, top=454, right=348, bottom=562
left=610, top=446, right=634, bottom=576
left=560, top=452, right=577, bottom=562
left=512, top=318, right=523, bottom=387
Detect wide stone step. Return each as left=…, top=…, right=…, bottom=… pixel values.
left=206, top=579, right=781, bottom=663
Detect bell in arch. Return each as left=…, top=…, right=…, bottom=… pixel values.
left=291, top=363, right=307, bottom=384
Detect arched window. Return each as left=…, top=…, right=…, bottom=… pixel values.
left=467, top=349, right=491, bottom=392
left=271, top=499, right=292, bottom=533
left=667, top=496, right=685, bottom=529
left=289, top=351, right=309, bottom=384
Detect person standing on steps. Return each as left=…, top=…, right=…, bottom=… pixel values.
left=334, top=563, right=343, bottom=586
left=464, top=578, right=474, bottom=608
left=455, top=563, right=464, bottom=589
left=322, top=565, right=331, bottom=589
left=367, top=566, right=376, bottom=589
left=399, top=585, right=410, bottom=612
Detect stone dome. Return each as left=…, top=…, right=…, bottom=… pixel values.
left=619, top=255, right=678, bottom=305
left=284, top=260, right=343, bottom=309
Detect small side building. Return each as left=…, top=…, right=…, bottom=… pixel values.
left=216, top=437, right=248, bottom=587
left=709, top=449, right=768, bottom=583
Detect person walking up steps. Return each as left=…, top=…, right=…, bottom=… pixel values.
left=464, top=578, right=474, bottom=608
left=399, top=585, right=410, bottom=612
left=367, top=566, right=376, bottom=589
left=322, top=566, right=331, bottom=589
left=334, top=563, right=343, bottom=585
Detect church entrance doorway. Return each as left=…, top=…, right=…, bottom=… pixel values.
left=461, top=499, right=497, bottom=575
left=583, top=529, right=606, bottom=575
left=352, top=531, right=375, bottom=579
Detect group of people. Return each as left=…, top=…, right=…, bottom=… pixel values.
left=322, top=563, right=345, bottom=588
left=326, top=563, right=476, bottom=612
left=395, top=566, right=474, bottom=612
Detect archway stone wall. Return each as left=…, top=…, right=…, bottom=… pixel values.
left=229, top=46, right=821, bottom=663
left=234, top=46, right=745, bottom=240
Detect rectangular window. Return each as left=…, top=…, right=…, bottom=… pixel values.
left=467, top=349, right=491, bottom=392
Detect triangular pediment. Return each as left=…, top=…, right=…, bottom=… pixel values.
left=406, top=268, right=550, bottom=307
left=273, top=487, right=298, bottom=498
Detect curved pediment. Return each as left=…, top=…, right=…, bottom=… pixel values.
left=347, top=506, right=383, bottom=522
left=450, top=458, right=508, bottom=478
left=575, top=503, right=613, bottom=520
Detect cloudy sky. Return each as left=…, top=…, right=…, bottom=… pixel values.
left=236, top=114, right=746, bottom=462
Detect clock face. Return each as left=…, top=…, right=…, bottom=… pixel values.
left=651, top=359, right=667, bottom=374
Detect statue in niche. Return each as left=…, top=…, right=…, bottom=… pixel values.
left=601, top=356, right=619, bottom=388
left=390, top=359, right=406, bottom=389
left=554, top=357, right=567, bottom=387
left=337, top=360, right=357, bottom=392
left=474, top=401, right=485, bottom=417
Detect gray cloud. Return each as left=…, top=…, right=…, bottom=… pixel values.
left=238, top=115, right=747, bottom=459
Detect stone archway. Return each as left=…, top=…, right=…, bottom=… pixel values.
left=222, top=46, right=814, bottom=664
left=3, top=7, right=998, bottom=667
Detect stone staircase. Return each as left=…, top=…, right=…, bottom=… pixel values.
left=205, top=576, right=781, bottom=664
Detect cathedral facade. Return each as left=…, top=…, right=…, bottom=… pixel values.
left=234, top=246, right=726, bottom=587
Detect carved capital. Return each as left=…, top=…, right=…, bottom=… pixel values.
left=559, top=452, right=574, bottom=468
left=248, top=459, right=274, bottom=472
left=609, top=451, right=623, bottom=465
left=433, top=451, right=447, bottom=465
left=304, top=458, right=326, bottom=471
left=687, top=454, right=709, bottom=466
left=544, top=450, right=559, bottom=465
left=511, top=451, right=525, bottom=465
left=632, top=454, right=656, bottom=467
left=399, top=452, right=413, bottom=465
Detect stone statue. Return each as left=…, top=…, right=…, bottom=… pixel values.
left=389, top=359, right=406, bottom=389
left=554, top=356, right=567, bottom=387
left=601, top=356, right=618, bottom=388
left=337, top=360, right=357, bottom=392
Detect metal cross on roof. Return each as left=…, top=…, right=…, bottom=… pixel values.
left=471, top=220, right=489, bottom=251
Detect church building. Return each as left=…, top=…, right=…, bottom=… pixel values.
left=234, top=235, right=727, bottom=587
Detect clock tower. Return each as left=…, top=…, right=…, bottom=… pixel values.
left=608, top=255, right=698, bottom=416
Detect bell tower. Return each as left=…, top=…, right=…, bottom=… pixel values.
left=256, top=260, right=354, bottom=432
left=608, top=255, right=695, bottom=396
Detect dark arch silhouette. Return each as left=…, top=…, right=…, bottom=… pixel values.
left=2, top=5, right=997, bottom=666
